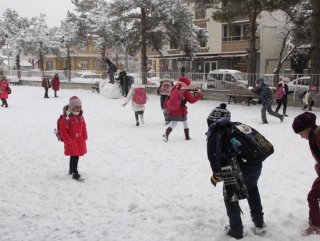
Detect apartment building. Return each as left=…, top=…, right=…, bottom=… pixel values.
left=148, top=6, right=291, bottom=77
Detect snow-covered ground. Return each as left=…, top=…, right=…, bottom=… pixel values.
left=0, top=85, right=319, bottom=241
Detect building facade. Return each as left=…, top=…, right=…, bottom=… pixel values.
left=43, top=38, right=105, bottom=74
left=147, top=6, right=291, bottom=80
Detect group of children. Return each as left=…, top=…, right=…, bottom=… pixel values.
left=3, top=71, right=319, bottom=235
left=41, top=73, right=61, bottom=98
left=3, top=71, right=320, bottom=236
left=253, top=76, right=318, bottom=124
left=122, top=76, right=203, bottom=135
left=58, top=76, right=201, bottom=180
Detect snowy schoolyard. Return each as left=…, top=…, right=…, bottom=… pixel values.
left=0, top=85, right=319, bottom=241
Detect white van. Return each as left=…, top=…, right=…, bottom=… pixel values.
left=207, top=69, right=248, bottom=89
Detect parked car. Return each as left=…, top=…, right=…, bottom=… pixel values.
left=207, top=69, right=248, bottom=89
left=72, top=72, right=102, bottom=84
left=125, top=73, right=160, bottom=86
left=287, top=76, right=310, bottom=92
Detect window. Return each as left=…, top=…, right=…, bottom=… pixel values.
left=198, top=29, right=207, bottom=47
left=298, top=78, right=310, bottom=85
left=46, top=61, right=53, bottom=70
left=195, top=9, right=206, bottom=19
left=80, top=43, right=88, bottom=51
left=222, top=22, right=250, bottom=41
left=225, top=74, right=236, bottom=82
left=79, top=61, right=89, bottom=69
left=210, top=73, right=223, bottom=81
left=95, top=60, right=102, bottom=68
left=230, top=25, right=241, bottom=40
left=170, top=37, right=178, bottom=49
left=194, top=1, right=207, bottom=19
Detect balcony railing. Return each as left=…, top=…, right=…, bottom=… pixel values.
left=222, top=35, right=260, bottom=41
left=193, top=18, right=209, bottom=28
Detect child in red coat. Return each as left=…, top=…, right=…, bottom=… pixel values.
left=51, top=73, right=60, bottom=97
left=59, top=96, right=88, bottom=180
left=163, top=77, right=202, bottom=141
left=0, top=75, right=9, bottom=107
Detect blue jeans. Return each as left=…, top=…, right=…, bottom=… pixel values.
left=225, top=164, right=264, bottom=232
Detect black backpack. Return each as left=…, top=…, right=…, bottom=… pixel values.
left=230, top=122, right=274, bottom=164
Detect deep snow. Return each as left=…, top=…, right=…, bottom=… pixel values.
left=0, top=85, right=319, bottom=241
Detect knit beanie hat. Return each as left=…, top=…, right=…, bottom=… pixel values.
left=207, top=103, right=231, bottom=126
left=69, top=96, right=82, bottom=111
left=292, top=112, right=316, bottom=133
left=256, top=78, right=265, bottom=85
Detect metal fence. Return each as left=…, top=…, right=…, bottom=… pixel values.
left=3, top=69, right=320, bottom=91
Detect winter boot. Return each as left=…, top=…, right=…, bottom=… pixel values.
left=225, top=227, right=243, bottom=240
left=303, top=225, right=320, bottom=236
left=163, top=127, right=172, bottom=142
left=184, top=128, right=191, bottom=140
left=72, top=171, right=81, bottom=180
left=252, top=218, right=266, bottom=235
left=280, top=115, right=284, bottom=122
left=140, top=115, right=145, bottom=124
left=3, top=99, right=8, bottom=108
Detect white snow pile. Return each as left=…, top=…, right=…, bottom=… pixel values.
left=99, top=81, right=122, bottom=99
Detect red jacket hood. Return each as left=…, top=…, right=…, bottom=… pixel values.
left=179, top=77, right=191, bottom=86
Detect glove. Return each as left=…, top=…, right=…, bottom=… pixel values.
left=230, top=137, right=241, bottom=153
left=210, top=174, right=222, bottom=187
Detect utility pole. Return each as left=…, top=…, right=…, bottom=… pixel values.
left=6, top=42, right=10, bottom=75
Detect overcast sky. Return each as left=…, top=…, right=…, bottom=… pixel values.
left=0, top=0, right=75, bottom=27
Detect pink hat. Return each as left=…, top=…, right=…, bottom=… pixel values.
left=69, top=96, right=82, bottom=111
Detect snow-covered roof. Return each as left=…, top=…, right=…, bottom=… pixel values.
left=20, top=60, right=33, bottom=67
left=2, top=59, right=32, bottom=67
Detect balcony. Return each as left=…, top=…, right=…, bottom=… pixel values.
left=222, top=36, right=260, bottom=52
left=198, top=47, right=210, bottom=53
left=167, top=49, right=181, bottom=55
